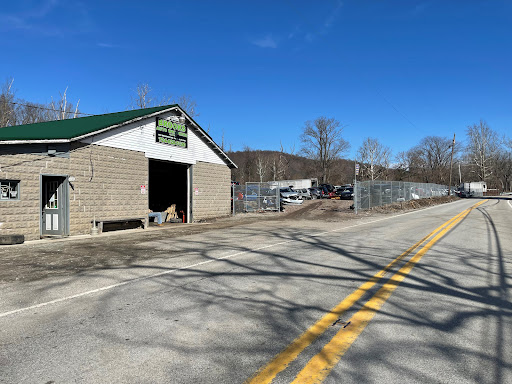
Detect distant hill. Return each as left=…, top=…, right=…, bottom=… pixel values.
left=226, top=149, right=355, bottom=185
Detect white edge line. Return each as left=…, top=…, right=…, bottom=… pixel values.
left=0, top=200, right=466, bottom=319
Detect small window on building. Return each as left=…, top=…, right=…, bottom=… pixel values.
left=0, top=180, right=20, bottom=201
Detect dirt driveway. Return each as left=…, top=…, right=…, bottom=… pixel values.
left=0, top=197, right=457, bottom=283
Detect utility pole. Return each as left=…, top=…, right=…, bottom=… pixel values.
left=354, top=160, right=359, bottom=214
left=448, top=133, right=455, bottom=196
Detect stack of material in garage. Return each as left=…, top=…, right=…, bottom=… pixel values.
left=165, top=204, right=181, bottom=223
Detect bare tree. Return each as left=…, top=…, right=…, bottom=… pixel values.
left=300, top=117, right=349, bottom=183
left=0, top=78, right=16, bottom=127
left=241, top=145, right=255, bottom=183
left=277, top=141, right=291, bottom=180
left=1, top=79, right=81, bottom=127
left=412, top=136, right=458, bottom=184
left=174, top=95, right=198, bottom=118
left=493, top=148, right=512, bottom=191
left=270, top=156, right=278, bottom=181
left=17, top=102, right=47, bottom=125
left=357, top=137, right=392, bottom=180
left=47, top=87, right=80, bottom=120
left=255, top=153, right=268, bottom=182
left=393, top=151, right=414, bottom=181
left=130, top=83, right=199, bottom=118
left=130, top=83, right=154, bottom=109
left=466, top=120, right=501, bottom=181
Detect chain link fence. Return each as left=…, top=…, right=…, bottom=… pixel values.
left=355, top=181, right=448, bottom=211
left=232, top=182, right=281, bottom=215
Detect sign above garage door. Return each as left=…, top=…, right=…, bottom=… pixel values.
left=155, top=117, right=188, bottom=148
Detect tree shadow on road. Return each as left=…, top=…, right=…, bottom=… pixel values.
left=2, top=200, right=511, bottom=383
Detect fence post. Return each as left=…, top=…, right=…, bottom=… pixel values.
left=258, top=183, right=261, bottom=211
left=379, top=182, right=382, bottom=207
left=354, top=179, right=358, bottom=215
left=277, top=186, right=281, bottom=213
left=368, top=181, right=371, bottom=209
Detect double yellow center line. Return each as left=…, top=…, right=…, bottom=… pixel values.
left=246, top=200, right=487, bottom=384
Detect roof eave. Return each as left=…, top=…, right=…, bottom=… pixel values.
left=0, top=139, right=70, bottom=144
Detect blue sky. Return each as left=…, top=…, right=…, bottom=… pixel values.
left=1, top=1, right=511, bottom=159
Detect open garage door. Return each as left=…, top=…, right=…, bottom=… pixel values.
left=148, top=159, right=189, bottom=223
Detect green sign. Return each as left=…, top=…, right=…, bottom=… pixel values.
left=155, top=117, right=188, bottom=148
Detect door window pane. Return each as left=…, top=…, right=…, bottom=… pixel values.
left=45, top=181, right=59, bottom=209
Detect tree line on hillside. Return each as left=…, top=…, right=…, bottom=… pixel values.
left=230, top=117, right=512, bottom=192
left=227, top=147, right=354, bottom=185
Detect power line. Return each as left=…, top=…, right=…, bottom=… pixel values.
left=376, top=90, right=417, bottom=129
left=5, top=101, right=95, bottom=116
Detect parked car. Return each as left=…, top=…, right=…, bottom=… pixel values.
left=335, top=184, right=352, bottom=193
left=309, top=187, right=323, bottom=199
left=279, top=187, right=304, bottom=205
left=320, top=183, right=338, bottom=198
left=293, top=188, right=312, bottom=200
left=320, top=183, right=335, bottom=193
left=317, top=185, right=330, bottom=198
left=337, top=187, right=354, bottom=200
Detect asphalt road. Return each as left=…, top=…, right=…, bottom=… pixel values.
left=0, top=198, right=511, bottom=383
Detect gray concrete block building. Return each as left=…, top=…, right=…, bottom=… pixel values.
left=0, top=105, right=236, bottom=241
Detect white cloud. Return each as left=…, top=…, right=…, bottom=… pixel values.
left=286, top=1, right=343, bottom=45
left=0, top=0, right=94, bottom=36
left=324, top=1, right=343, bottom=29
left=0, top=14, right=30, bottom=30
left=29, top=0, right=59, bottom=19
left=0, top=0, right=58, bottom=31
left=252, top=34, right=278, bottom=49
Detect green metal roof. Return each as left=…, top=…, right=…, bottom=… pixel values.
left=0, top=104, right=238, bottom=169
left=0, top=105, right=177, bottom=141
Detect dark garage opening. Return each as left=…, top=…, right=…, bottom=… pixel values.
left=149, top=159, right=188, bottom=222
